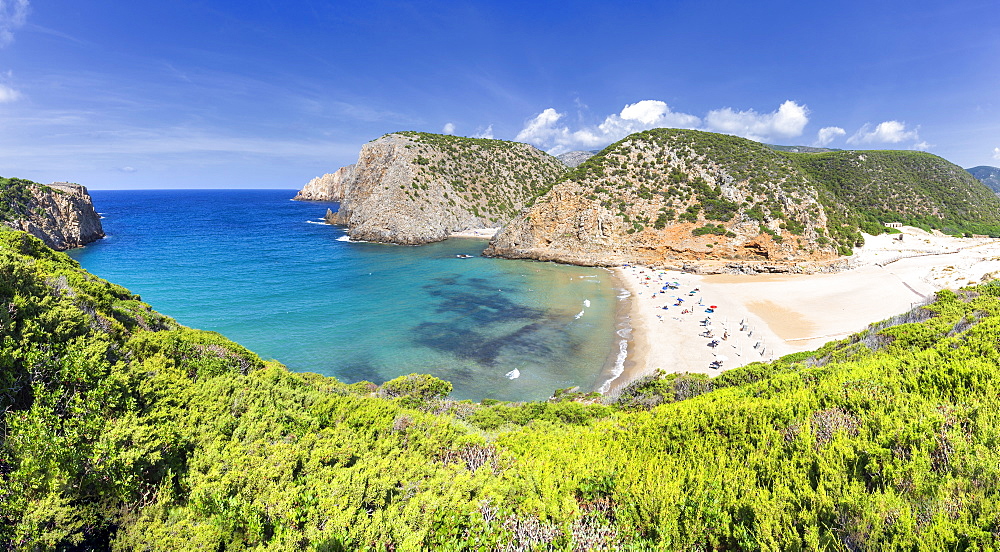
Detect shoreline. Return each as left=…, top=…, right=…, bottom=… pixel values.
left=593, top=269, right=638, bottom=394
left=602, top=227, right=1000, bottom=395
left=449, top=227, right=499, bottom=239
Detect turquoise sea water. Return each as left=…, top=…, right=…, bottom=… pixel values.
left=68, top=190, right=622, bottom=401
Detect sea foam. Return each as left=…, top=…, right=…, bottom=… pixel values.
left=598, top=325, right=631, bottom=394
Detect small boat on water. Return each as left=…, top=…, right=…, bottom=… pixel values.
left=456, top=254, right=475, bottom=258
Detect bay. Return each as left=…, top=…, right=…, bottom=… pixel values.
left=69, top=189, right=622, bottom=401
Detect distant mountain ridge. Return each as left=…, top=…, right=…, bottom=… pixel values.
left=766, top=144, right=841, bottom=154
left=967, top=165, right=1000, bottom=194
left=556, top=150, right=600, bottom=167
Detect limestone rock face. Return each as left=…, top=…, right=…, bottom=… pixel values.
left=485, top=129, right=839, bottom=268
left=4, top=182, right=105, bottom=250
left=293, top=164, right=356, bottom=202
left=328, top=132, right=566, bottom=245
left=556, top=150, right=599, bottom=168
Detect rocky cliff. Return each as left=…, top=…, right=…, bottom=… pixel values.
left=1, top=177, right=104, bottom=250
left=327, top=132, right=566, bottom=244
left=556, top=150, right=599, bottom=168
left=485, top=129, right=1000, bottom=269
left=293, top=164, right=356, bottom=201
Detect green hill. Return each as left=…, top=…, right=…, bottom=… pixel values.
left=789, top=150, right=1000, bottom=237
left=5, top=226, right=1000, bottom=549
left=487, top=129, right=1000, bottom=266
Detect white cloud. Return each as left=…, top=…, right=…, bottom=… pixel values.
left=0, top=82, right=19, bottom=102
left=516, top=101, right=700, bottom=155
left=119, top=166, right=137, bottom=173
left=993, top=147, right=999, bottom=160
left=704, top=100, right=809, bottom=142
left=441, top=122, right=455, bottom=135
left=516, top=108, right=565, bottom=143
left=516, top=99, right=814, bottom=154
left=814, top=126, right=846, bottom=147
left=472, top=124, right=494, bottom=139
left=847, top=120, right=919, bottom=145
left=912, top=141, right=931, bottom=151
left=515, top=108, right=601, bottom=154
left=0, top=0, right=29, bottom=47
left=597, top=100, right=701, bottom=139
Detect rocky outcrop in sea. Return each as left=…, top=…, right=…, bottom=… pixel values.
left=293, top=164, right=356, bottom=202
left=3, top=181, right=105, bottom=250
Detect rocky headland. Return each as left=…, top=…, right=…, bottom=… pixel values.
left=485, top=129, right=1000, bottom=270
left=324, top=132, right=566, bottom=245
left=293, top=164, right=356, bottom=202
left=485, top=129, right=841, bottom=268
left=1, top=178, right=104, bottom=250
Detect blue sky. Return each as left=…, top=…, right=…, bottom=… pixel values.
left=0, top=0, right=997, bottom=189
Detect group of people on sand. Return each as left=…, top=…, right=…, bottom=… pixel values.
left=625, top=264, right=778, bottom=372
left=627, top=266, right=737, bottom=370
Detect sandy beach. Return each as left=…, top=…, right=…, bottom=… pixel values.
left=450, top=227, right=500, bottom=239
left=606, top=227, right=1000, bottom=393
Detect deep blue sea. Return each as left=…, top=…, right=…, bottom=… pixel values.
left=68, top=190, right=623, bottom=401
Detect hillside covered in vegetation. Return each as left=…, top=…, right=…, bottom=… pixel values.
left=4, top=226, right=1000, bottom=549
left=487, top=129, right=1000, bottom=268
left=327, top=132, right=566, bottom=244
left=790, top=151, right=1000, bottom=238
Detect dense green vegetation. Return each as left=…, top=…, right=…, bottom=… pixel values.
left=6, top=227, right=1000, bottom=549
left=789, top=151, right=1000, bottom=238
left=392, top=132, right=566, bottom=224
left=1, top=176, right=55, bottom=224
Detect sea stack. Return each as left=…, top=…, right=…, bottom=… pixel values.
left=293, top=164, right=357, bottom=202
